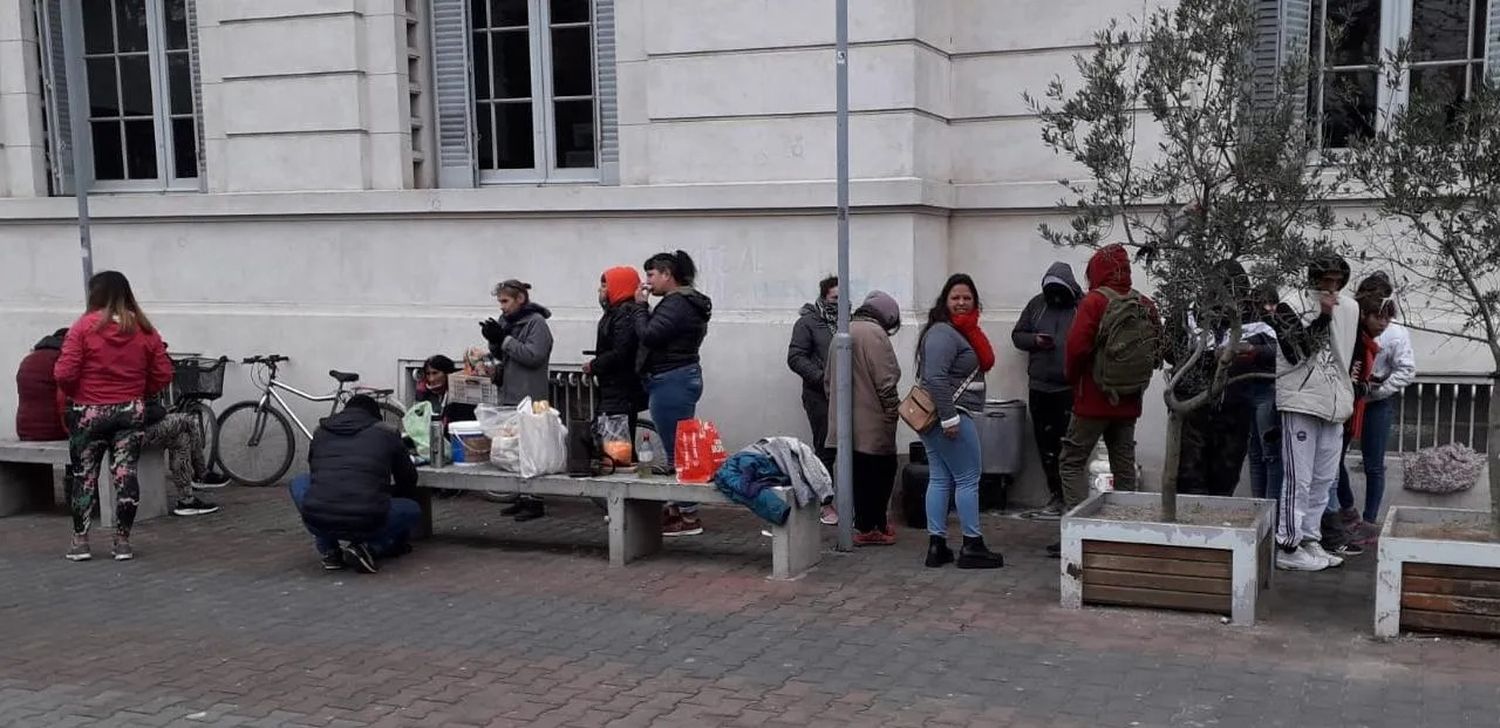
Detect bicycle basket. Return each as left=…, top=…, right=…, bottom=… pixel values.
left=172, top=357, right=227, bottom=400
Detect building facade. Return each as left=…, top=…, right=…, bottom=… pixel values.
left=1, top=0, right=1495, bottom=503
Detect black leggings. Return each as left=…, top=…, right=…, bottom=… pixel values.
left=852, top=452, right=898, bottom=532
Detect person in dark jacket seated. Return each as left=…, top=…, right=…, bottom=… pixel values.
left=289, top=395, right=420, bottom=573
left=15, top=328, right=71, bottom=441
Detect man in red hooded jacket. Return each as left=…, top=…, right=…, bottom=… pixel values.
left=1053, top=245, right=1161, bottom=551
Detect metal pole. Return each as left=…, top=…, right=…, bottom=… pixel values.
left=833, top=0, right=853, bottom=553
left=59, top=0, right=93, bottom=297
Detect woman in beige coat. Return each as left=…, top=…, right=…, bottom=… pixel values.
left=826, top=291, right=903, bottom=545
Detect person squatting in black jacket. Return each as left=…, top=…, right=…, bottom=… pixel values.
left=633, top=250, right=712, bottom=537
left=289, top=395, right=420, bottom=574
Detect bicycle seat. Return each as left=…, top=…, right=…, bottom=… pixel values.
left=329, top=370, right=360, bottom=383
left=354, top=386, right=395, bottom=397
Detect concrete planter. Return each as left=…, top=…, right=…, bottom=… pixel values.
left=1374, top=506, right=1500, bottom=638
left=1060, top=491, right=1277, bottom=626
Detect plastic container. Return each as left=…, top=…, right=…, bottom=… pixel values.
left=448, top=421, right=490, bottom=466
left=976, top=399, right=1027, bottom=475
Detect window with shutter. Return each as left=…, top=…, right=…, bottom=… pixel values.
left=37, top=0, right=204, bottom=193
left=431, top=0, right=616, bottom=186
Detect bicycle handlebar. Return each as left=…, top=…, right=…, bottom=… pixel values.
left=242, top=354, right=289, bottom=365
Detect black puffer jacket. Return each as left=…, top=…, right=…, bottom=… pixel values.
left=300, top=407, right=418, bottom=541
left=592, top=300, right=648, bottom=414
left=634, top=288, right=713, bottom=375
left=787, top=303, right=834, bottom=399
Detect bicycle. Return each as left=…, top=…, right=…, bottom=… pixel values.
left=214, top=354, right=405, bottom=486
left=166, top=355, right=231, bottom=477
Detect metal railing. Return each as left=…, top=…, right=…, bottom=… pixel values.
left=1393, top=373, right=1492, bottom=454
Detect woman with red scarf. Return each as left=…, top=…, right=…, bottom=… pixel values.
left=916, top=274, right=1003, bottom=570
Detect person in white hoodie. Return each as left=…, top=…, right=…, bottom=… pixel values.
left=1334, top=274, right=1416, bottom=541
left=1269, top=254, right=1359, bottom=572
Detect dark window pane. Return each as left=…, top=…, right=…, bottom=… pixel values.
left=551, top=26, right=593, bottom=97
left=123, top=118, right=158, bottom=179
left=1411, top=0, right=1472, bottom=62
left=1323, top=0, right=1381, bottom=66
left=476, top=103, right=495, bottom=169
left=495, top=102, right=535, bottom=169
left=554, top=99, right=595, bottom=168
left=172, top=117, right=197, bottom=178
left=469, top=0, right=486, bottom=28
left=1474, top=0, right=1491, bottom=57
left=551, top=0, right=590, bottom=24
left=493, top=30, right=532, bottom=99
left=119, top=55, right=154, bottom=116
left=91, top=120, right=125, bottom=180
left=472, top=33, right=491, bottom=99
left=1321, top=70, right=1377, bottom=147
left=488, top=0, right=528, bottom=27
left=168, top=52, right=192, bottom=114
left=86, top=58, right=119, bottom=118
left=115, top=0, right=149, bottom=53
left=83, top=0, right=115, bottom=53
left=1412, top=64, right=1471, bottom=126
left=165, top=0, right=189, bottom=50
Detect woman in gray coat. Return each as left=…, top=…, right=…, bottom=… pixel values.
left=479, top=279, right=554, bottom=520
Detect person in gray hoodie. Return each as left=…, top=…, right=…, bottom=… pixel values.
left=480, top=279, right=554, bottom=521
left=1010, top=262, right=1082, bottom=518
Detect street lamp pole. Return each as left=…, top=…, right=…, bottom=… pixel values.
left=833, top=0, right=854, bottom=552
left=60, top=0, right=94, bottom=297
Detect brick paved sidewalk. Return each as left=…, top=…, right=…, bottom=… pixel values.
left=1, top=486, right=1497, bottom=728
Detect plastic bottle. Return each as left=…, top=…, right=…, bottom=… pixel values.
left=636, top=433, right=655, bottom=477
left=1088, top=441, right=1114, bottom=493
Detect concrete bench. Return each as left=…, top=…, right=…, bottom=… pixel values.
left=415, top=466, right=823, bottom=581
left=0, top=440, right=170, bottom=528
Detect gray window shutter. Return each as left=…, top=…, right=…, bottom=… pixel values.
left=1249, top=0, right=1313, bottom=119
left=1487, top=1, right=1499, bottom=88
left=37, top=0, right=74, bottom=195
left=431, top=0, right=476, bottom=188
left=186, top=0, right=206, bottom=184
left=595, top=0, right=619, bottom=185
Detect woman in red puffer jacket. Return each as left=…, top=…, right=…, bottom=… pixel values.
left=54, top=271, right=173, bottom=562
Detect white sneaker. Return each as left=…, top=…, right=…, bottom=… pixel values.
left=1276, top=546, right=1328, bottom=571
left=1304, top=542, right=1343, bottom=568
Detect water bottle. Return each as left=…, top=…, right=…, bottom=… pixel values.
left=1088, top=442, right=1114, bottom=493
left=636, top=434, right=655, bottom=477
left=429, top=419, right=445, bottom=467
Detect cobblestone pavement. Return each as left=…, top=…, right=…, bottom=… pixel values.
left=2, top=485, right=1498, bottom=728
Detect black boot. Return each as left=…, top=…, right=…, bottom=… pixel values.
left=500, top=500, right=524, bottom=516
left=513, top=497, right=546, bottom=522
left=925, top=535, right=954, bottom=568
left=957, top=536, right=1005, bottom=569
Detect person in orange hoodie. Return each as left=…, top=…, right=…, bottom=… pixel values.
left=1051, top=244, right=1162, bottom=555
left=585, top=267, right=648, bottom=435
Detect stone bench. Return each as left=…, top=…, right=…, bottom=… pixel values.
left=0, top=440, right=170, bottom=528
left=415, top=466, right=823, bottom=581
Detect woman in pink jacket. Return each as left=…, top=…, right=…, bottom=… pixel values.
left=54, top=271, right=173, bottom=562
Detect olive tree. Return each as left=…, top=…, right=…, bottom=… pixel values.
left=1026, top=0, right=1346, bottom=520
left=1344, top=60, right=1500, bottom=536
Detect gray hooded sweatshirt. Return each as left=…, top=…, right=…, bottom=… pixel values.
left=1010, top=261, right=1082, bottom=393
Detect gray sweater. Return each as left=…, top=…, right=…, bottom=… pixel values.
left=493, top=305, right=554, bottom=406
left=919, top=322, right=985, bottom=425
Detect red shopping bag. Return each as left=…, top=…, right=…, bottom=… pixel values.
left=674, top=419, right=727, bottom=483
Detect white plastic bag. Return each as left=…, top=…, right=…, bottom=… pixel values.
left=516, top=398, right=568, bottom=478
left=478, top=403, right=523, bottom=472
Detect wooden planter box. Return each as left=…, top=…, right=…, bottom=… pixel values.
left=1375, top=507, right=1500, bottom=638
left=1060, top=492, right=1276, bottom=626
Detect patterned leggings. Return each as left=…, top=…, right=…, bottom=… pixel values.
left=67, top=401, right=146, bottom=538
left=142, top=413, right=206, bottom=501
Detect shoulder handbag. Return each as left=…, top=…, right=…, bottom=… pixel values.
left=898, top=330, right=981, bottom=434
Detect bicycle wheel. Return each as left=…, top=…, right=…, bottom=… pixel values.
left=181, top=400, right=219, bottom=473
left=215, top=401, right=296, bottom=486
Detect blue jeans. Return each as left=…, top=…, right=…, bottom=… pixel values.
left=646, top=364, right=703, bottom=513
left=1334, top=397, right=1396, bottom=522
left=1245, top=383, right=1283, bottom=503
left=288, top=474, right=420, bottom=558
left=919, top=414, right=983, bottom=539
